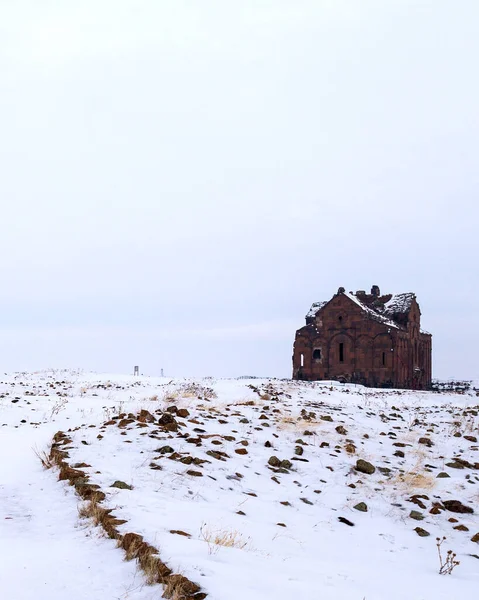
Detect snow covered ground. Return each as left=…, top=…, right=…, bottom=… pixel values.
left=1, top=370, right=478, bottom=599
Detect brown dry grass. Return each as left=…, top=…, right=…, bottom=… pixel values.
left=392, top=471, right=436, bottom=491
left=200, top=523, right=250, bottom=554
left=275, top=414, right=322, bottom=433
left=33, top=445, right=55, bottom=469
left=162, top=574, right=200, bottom=599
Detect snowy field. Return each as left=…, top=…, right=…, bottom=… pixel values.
left=1, top=370, right=479, bottom=600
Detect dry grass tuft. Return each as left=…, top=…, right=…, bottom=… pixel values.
left=200, top=523, right=250, bottom=554
left=275, top=414, right=321, bottom=433
left=389, top=470, right=436, bottom=491
left=34, top=445, right=55, bottom=469
left=162, top=574, right=200, bottom=599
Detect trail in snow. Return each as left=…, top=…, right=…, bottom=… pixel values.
left=0, top=412, right=156, bottom=600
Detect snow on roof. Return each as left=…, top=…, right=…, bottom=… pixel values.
left=305, top=289, right=421, bottom=330
left=344, top=292, right=399, bottom=329
left=383, top=293, right=415, bottom=317
left=306, top=301, right=327, bottom=319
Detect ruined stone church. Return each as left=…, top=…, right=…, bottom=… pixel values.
left=292, top=286, right=432, bottom=390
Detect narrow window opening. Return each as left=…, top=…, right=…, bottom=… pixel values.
left=313, top=349, right=322, bottom=361
left=382, top=352, right=386, bottom=366
left=339, top=343, right=344, bottom=363
left=300, top=353, right=304, bottom=367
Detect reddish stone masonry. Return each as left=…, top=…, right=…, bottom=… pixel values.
left=292, top=285, right=432, bottom=390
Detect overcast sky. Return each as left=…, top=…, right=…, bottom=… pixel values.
left=0, top=1, right=477, bottom=379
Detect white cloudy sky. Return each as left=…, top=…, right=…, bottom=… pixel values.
left=0, top=1, right=477, bottom=379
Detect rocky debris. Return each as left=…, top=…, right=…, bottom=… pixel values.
left=335, top=425, right=347, bottom=435
left=445, top=461, right=465, bottom=469
left=268, top=456, right=281, bottom=467
left=414, top=527, right=430, bottom=537
left=437, top=472, right=450, bottom=478
left=464, top=435, right=478, bottom=443
left=471, top=533, right=479, bottom=543
left=294, top=446, right=304, bottom=456
left=300, top=498, right=313, bottom=505
left=338, top=517, right=355, bottom=526
left=355, top=459, right=376, bottom=475
left=186, top=470, right=203, bottom=477
left=205, top=450, right=229, bottom=461
left=354, top=502, right=368, bottom=512
left=409, top=510, right=424, bottom=521
left=111, top=480, right=133, bottom=490
left=158, top=412, right=179, bottom=432
left=418, top=437, right=434, bottom=447
left=408, top=495, right=428, bottom=510
left=138, top=409, right=155, bottom=423
left=442, top=500, right=474, bottom=514
left=157, top=445, right=175, bottom=454
left=170, top=530, right=191, bottom=537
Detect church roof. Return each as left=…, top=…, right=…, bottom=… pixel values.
left=305, top=287, right=418, bottom=330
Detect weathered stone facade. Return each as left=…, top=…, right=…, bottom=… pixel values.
left=292, top=286, right=432, bottom=390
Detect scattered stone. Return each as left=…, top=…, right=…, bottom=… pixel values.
left=138, top=409, right=155, bottom=423
left=436, top=472, right=450, bottom=478
left=446, top=461, right=465, bottom=469
left=186, top=470, right=203, bottom=477
left=355, top=459, right=376, bottom=475
left=464, top=435, right=478, bottom=443
left=414, top=527, right=430, bottom=537
left=410, top=510, right=425, bottom=521
left=338, top=517, right=355, bottom=527
left=170, top=530, right=191, bottom=537
left=158, top=413, right=178, bottom=432
left=442, top=500, right=474, bottom=514
left=300, top=498, right=313, bottom=505
left=268, top=456, right=281, bottom=467
left=206, top=450, right=229, bottom=461
left=454, top=525, right=469, bottom=532
left=280, top=459, right=292, bottom=470
left=321, top=415, right=333, bottom=422
left=111, top=480, right=133, bottom=490
left=294, top=446, right=304, bottom=456
left=472, top=533, right=479, bottom=543
left=177, top=408, right=190, bottom=418
left=235, top=448, right=248, bottom=455
left=354, top=502, right=368, bottom=512
left=157, top=445, right=174, bottom=454
left=418, top=437, right=434, bottom=447
left=335, top=425, right=347, bottom=435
